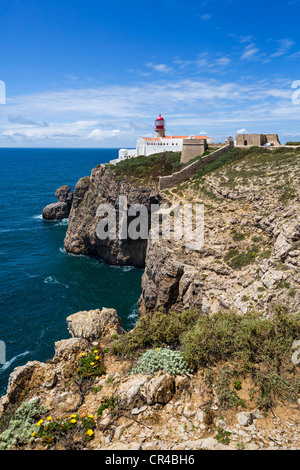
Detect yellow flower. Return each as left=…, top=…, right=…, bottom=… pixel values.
left=93, top=349, right=98, bottom=353
left=70, top=419, right=77, bottom=424
left=31, top=432, right=36, bottom=437
left=156, top=348, right=161, bottom=351
left=88, top=415, right=94, bottom=419
left=86, top=429, right=94, bottom=437
left=47, top=416, right=52, bottom=421
left=95, top=356, right=99, bottom=360
left=71, top=414, right=77, bottom=418
left=81, top=352, right=86, bottom=356
left=37, top=419, right=43, bottom=426
left=90, top=362, right=95, bottom=366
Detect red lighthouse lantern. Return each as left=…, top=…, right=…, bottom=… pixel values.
left=155, top=114, right=165, bottom=137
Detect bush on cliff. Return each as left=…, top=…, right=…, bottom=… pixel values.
left=111, top=307, right=300, bottom=409
left=111, top=308, right=199, bottom=357
left=110, top=151, right=183, bottom=183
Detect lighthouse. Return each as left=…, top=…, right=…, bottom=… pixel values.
left=155, top=114, right=166, bottom=138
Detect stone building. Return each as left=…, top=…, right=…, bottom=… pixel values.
left=236, top=133, right=281, bottom=147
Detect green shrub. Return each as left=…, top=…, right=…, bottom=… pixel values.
left=110, top=151, right=183, bottom=183
left=111, top=309, right=199, bottom=357
left=131, top=347, right=192, bottom=375
left=181, top=309, right=300, bottom=372
left=77, top=349, right=105, bottom=379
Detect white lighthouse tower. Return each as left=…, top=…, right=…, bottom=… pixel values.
left=154, top=114, right=166, bottom=138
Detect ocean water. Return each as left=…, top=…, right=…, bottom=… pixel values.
left=0, top=148, right=143, bottom=396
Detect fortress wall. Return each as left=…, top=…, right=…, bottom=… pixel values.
left=180, top=139, right=208, bottom=164
left=236, top=134, right=265, bottom=146
left=265, top=134, right=281, bottom=146
left=159, top=142, right=233, bottom=191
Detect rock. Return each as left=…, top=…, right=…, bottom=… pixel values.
left=143, top=371, right=175, bottom=405
left=131, top=405, right=147, bottom=415
left=237, top=412, right=253, bottom=427
left=47, top=391, right=80, bottom=412
left=54, top=337, right=89, bottom=360
left=118, top=375, right=149, bottom=404
left=64, top=167, right=161, bottom=268
left=261, top=269, right=285, bottom=290
left=42, top=201, right=70, bottom=220
left=42, top=185, right=73, bottom=220
left=66, top=307, right=124, bottom=341
left=237, top=410, right=261, bottom=427
left=274, top=232, right=292, bottom=260
left=55, top=185, right=73, bottom=208
left=6, top=361, right=57, bottom=403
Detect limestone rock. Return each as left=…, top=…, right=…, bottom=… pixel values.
left=6, top=361, right=57, bottom=403
left=143, top=371, right=175, bottom=405
left=42, top=185, right=73, bottom=220
left=55, top=185, right=73, bottom=208
left=42, top=201, right=70, bottom=220
left=66, top=307, right=124, bottom=341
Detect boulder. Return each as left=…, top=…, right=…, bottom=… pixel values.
left=142, top=371, right=175, bottom=405
left=6, top=361, right=57, bottom=403
left=42, top=185, right=73, bottom=220
left=42, top=201, right=70, bottom=220
left=55, top=185, right=73, bottom=208
left=66, top=307, right=124, bottom=341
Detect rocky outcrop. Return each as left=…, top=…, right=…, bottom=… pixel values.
left=64, top=165, right=161, bottom=268
left=1, top=307, right=299, bottom=451
left=66, top=308, right=124, bottom=341
left=42, top=185, right=73, bottom=220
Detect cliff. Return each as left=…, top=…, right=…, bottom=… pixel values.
left=139, top=146, right=300, bottom=317
left=64, top=164, right=161, bottom=268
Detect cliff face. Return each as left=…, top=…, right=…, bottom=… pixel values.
left=139, top=147, right=300, bottom=316
left=64, top=165, right=161, bottom=268
left=64, top=148, right=300, bottom=317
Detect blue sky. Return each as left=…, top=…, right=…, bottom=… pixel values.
left=0, top=0, right=300, bottom=147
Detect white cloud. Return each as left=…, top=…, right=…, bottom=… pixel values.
left=0, top=77, right=299, bottom=146
left=237, top=128, right=248, bottom=134
left=241, top=43, right=262, bottom=61
left=200, top=13, right=212, bottom=21
left=87, top=129, right=126, bottom=140
left=270, top=39, right=294, bottom=58
left=146, top=63, right=173, bottom=73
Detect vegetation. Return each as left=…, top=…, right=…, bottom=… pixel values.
left=97, top=396, right=116, bottom=417
left=215, top=427, right=231, bottom=445
left=0, top=399, right=47, bottom=450
left=77, top=348, right=106, bottom=379
left=36, top=413, right=96, bottom=447
left=111, top=307, right=300, bottom=410
left=131, top=347, right=192, bottom=375
left=110, top=151, right=183, bottom=184
left=111, top=309, right=199, bottom=357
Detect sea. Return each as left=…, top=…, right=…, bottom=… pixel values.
left=0, top=148, right=143, bottom=396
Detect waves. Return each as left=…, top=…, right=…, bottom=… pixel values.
left=43, top=276, right=69, bottom=289
left=0, top=350, right=30, bottom=373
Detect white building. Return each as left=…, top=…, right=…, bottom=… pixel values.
left=110, top=115, right=214, bottom=164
